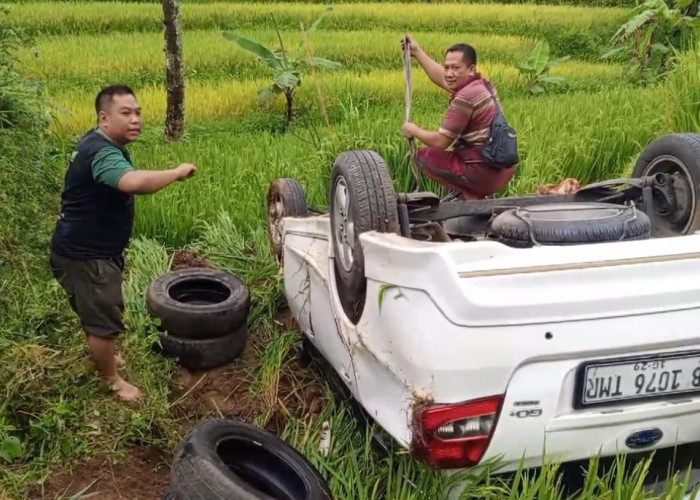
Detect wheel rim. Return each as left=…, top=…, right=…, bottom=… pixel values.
left=332, top=176, right=355, bottom=272
left=267, top=192, right=284, bottom=248
left=642, top=155, right=696, bottom=236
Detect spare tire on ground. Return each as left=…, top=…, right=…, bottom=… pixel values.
left=165, top=418, right=332, bottom=500
left=147, top=268, right=250, bottom=340
left=488, top=202, right=651, bottom=248
left=155, top=324, right=248, bottom=371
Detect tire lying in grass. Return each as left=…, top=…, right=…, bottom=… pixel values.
left=267, top=178, right=309, bottom=262
left=632, top=132, right=700, bottom=237
left=168, top=418, right=332, bottom=500
left=329, top=150, right=400, bottom=324
left=488, top=202, right=652, bottom=248
left=147, top=268, right=250, bottom=340
left=155, top=324, right=248, bottom=371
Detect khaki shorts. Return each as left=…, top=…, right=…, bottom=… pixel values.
left=49, top=250, right=125, bottom=338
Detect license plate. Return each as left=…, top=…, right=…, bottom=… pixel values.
left=574, top=351, right=700, bottom=409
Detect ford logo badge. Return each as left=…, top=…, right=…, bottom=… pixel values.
left=625, top=428, right=663, bottom=449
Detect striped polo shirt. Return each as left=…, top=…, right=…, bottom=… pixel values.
left=438, top=73, right=499, bottom=162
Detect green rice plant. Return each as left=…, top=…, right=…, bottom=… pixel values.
left=192, top=214, right=282, bottom=326
left=248, top=327, right=300, bottom=424
left=2, top=0, right=640, bottom=6
left=46, top=61, right=627, bottom=137
left=662, top=45, right=700, bottom=132
left=17, top=29, right=539, bottom=91
left=7, top=1, right=631, bottom=56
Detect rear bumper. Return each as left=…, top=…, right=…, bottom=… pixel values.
left=486, top=342, right=700, bottom=471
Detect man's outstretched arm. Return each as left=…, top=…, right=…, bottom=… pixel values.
left=92, top=147, right=197, bottom=194
left=117, top=165, right=196, bottom=194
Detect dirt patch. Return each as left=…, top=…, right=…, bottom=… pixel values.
left=37, top=308, right=328, bottom=500
left=171, top=249, right=210, bottom=270
left=170, top=334, right=262, bottom=422
left=273, top=306, right=298, bottom=330
left=170, top=317, right=328, bottom=433
left=32, top=446, right=171, bottom=500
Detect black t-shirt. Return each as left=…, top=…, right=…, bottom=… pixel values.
left=50, top=128, right=135, bottom=259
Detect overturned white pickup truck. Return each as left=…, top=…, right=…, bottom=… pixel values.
left=267, top=133, right=700, bottom=492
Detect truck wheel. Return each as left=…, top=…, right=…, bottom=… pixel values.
left=267, top=178, right=309, bottom=262
left=488, top=202, right=651, bottom=248
left=633, top=133, right=700, bottom=236
left=169, top=419, right=332, bottom=500
left=329, top=150, right=400, bottom=324
left=147, top=268, right=250, bottom=340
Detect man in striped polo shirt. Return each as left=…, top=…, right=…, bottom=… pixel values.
left=401, top=37, right=517, bottom=199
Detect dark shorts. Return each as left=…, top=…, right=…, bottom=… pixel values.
left=417, top=146, right=516, bottom=198
left=49, top=250, right=125, bottom=338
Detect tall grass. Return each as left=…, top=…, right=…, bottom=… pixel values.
left=2, top=0, right=638, bottom=6
left=663, top=47, right=700, bottom=133
left=47, top=61, right=627, bottom=137
left=0, top=236, right=179, bottom=496
left=74, top=83, right=659, bottom=247
left=7, top=2, right=630, bottom=51
left=19, top=29, right=542, bottom=90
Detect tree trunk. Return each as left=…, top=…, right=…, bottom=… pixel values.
left=284, top=89, right=294, bottom=127
left=161, top=0, right=185, bottom=141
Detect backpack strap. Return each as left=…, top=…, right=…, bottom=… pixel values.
left=481, top=79, right=505, bottom=115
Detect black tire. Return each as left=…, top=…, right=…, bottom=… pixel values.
left=267, top=178, right=309, bottom=261
left=147, top=268, right=250, bottom=340
left=169, top=418, right=332, bottom=500
left=632, top=133, right=700, bottom=236
left=329, top=150, right=400, bottom=324
left=157, top=324, right=248, bottom=371
left=488, top=202, right=651, bottom=248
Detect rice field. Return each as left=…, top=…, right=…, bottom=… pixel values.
left=20, top=30, right=627, bottom=95
left=5, top=0, right=638, bottom=5
left=9, top=2, right=629, bottom=42
left=3, top=0, right=700, bottom=498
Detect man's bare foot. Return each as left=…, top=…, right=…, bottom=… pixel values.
left=115, top=353, right=126, bottom=369
left=109, top=377, right=142, bottom=401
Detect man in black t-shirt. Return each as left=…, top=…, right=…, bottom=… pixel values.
left=50, top=84, right=196, bottom=401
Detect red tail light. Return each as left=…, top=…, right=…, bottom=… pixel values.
left=411, top=395, right=504, bottom=469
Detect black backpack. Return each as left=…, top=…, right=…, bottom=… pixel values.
left=481, top=83, right=519, bottom=168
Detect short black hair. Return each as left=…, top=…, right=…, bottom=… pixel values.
left=445, top=43, right=477, bottom=66
left=95, top=84, right=135, bottom=116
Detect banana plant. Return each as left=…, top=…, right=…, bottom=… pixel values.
left=517, top=39, right=570, bottom=94
left=601, top=0, right=699, bottom=82
left=223, top=6, right=342, bottom=127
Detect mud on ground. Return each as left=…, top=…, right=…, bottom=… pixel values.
left=33, top=303, right=328, bottom=500
left=171, top=249, right=211, bottom=270
left=32, top=447, right=171, bottom=500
